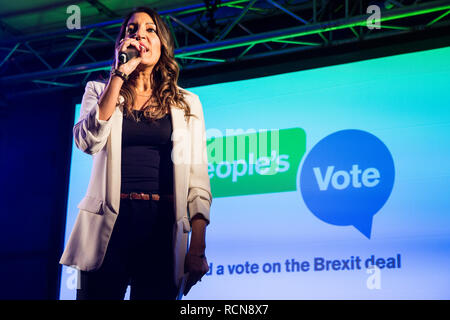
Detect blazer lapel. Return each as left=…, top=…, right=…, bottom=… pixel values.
left=170, top=106, right=190, bottom=221
left=107, top=104, right=123, bottom=214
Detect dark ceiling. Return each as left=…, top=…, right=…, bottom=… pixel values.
left=0, top=0, right=203, bottom=37
left=1, top=0, right=450, bottom=99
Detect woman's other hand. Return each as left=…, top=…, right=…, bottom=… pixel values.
left=183, top=251, right=209, bottom=296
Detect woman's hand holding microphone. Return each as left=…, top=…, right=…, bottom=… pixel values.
left=99, top=37, right=146, bottom=121
left=112, top=37, right=146, bottom=80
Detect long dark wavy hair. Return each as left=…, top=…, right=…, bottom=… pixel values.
left=112, top=7, right=191, bottom=122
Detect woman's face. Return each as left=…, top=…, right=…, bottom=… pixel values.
left=124, top=12, right=161, bottom=67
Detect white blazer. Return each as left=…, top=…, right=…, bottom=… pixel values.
left=59, top=80, right=212, bottom=289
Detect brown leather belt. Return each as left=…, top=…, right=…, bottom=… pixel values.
left=120, top=192, right=174, bottom=202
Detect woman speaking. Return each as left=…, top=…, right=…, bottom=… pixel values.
left=60, top=7, right=212, bottom=300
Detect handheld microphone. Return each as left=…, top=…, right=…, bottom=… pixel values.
left=118, top=46, right=140, bottom=65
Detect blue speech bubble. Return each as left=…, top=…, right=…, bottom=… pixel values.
left=300, top=129, right=395, bottom=239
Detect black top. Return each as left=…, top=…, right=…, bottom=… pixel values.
left=121, top=109, right=173, bottom=195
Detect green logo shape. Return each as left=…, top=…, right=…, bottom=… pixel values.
left=207, top=127, right=306, bottom=197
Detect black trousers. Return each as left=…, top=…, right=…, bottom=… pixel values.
left=76, top=196, right=177, bottom=300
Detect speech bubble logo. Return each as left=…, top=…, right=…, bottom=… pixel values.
left=299, top=129, right=395, bottom=239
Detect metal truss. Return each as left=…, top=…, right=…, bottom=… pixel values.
left=1, top=0, right=450, bottom=98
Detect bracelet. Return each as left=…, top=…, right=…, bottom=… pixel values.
left=111, top=68, right=129, bottom=81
